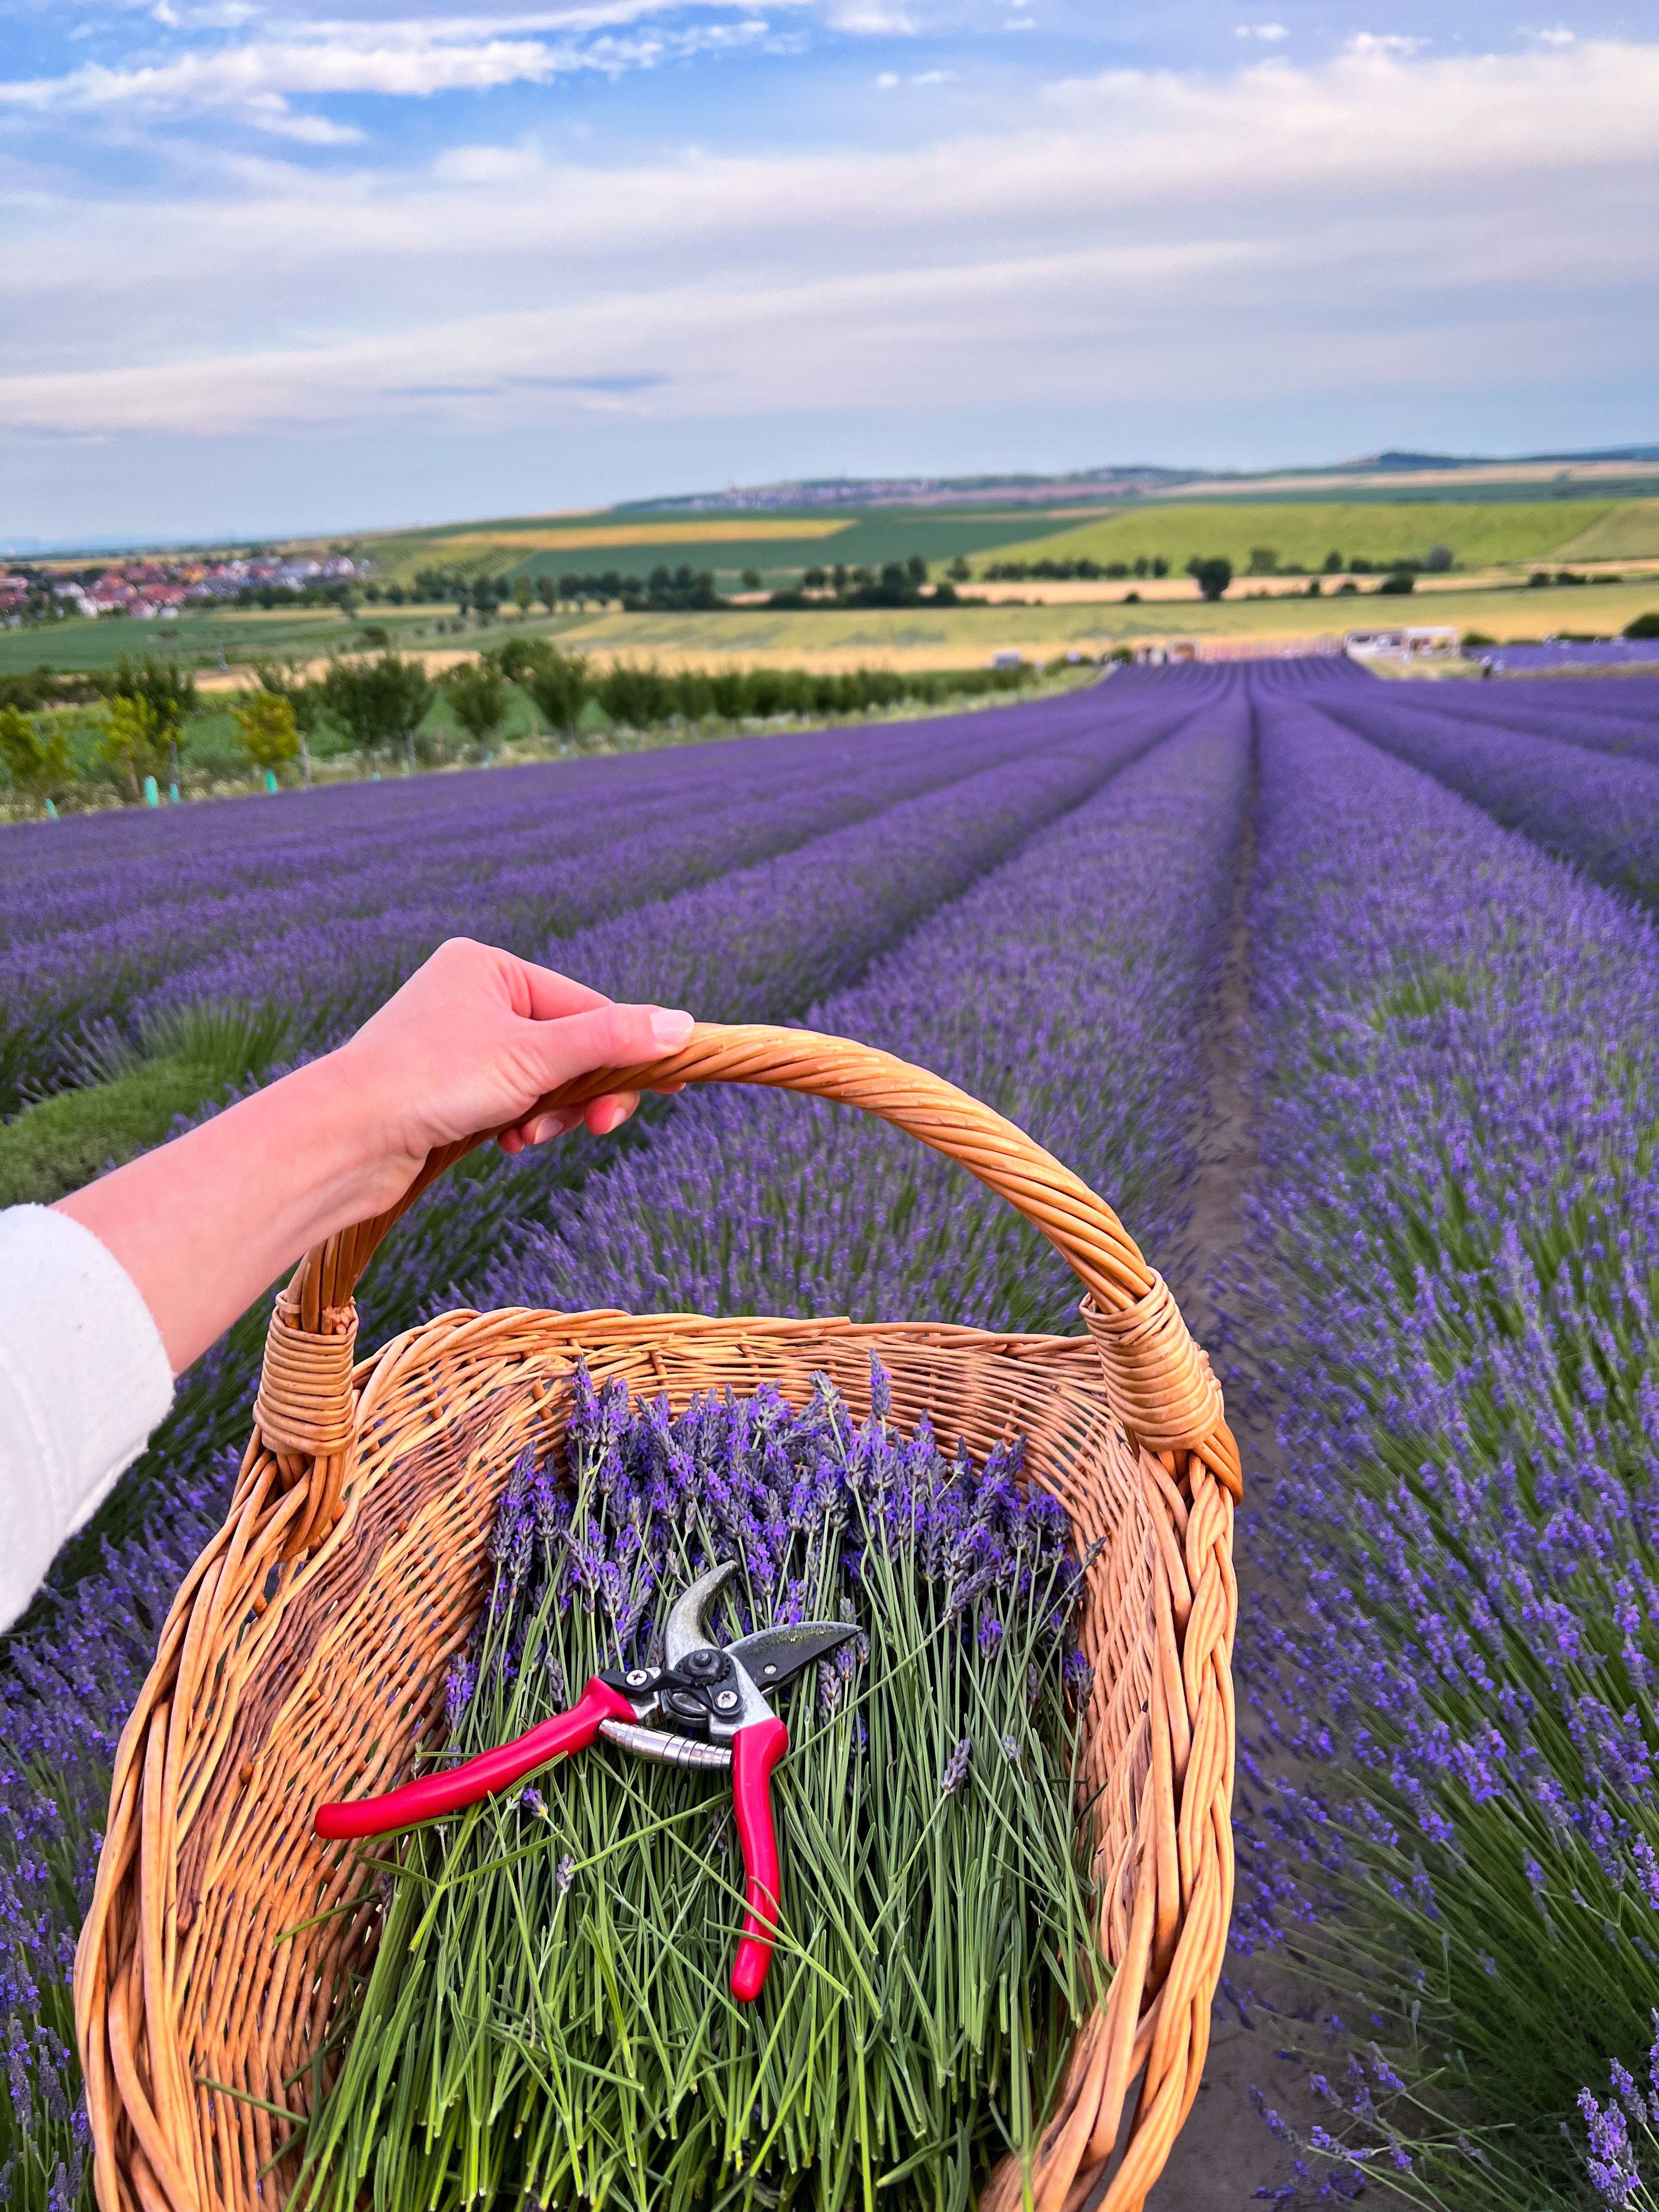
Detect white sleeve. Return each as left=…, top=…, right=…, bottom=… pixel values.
left=0, top=1204, right=174, bottom=1631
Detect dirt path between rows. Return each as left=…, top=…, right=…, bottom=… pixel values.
left=1143, top=747, right=1323, bottom=2209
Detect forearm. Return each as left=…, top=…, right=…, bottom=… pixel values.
left=50, top=940, right=689, bottom=1380
left=56, top=1052, right=398, bottom=1374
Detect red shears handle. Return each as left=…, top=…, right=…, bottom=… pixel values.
left=314, top=1677, right=635, bottom=1840
left=730, top=1716, right=789, bottom=2002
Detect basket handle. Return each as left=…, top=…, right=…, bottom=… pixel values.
left=253, top=1023, right=1238, bottom=1548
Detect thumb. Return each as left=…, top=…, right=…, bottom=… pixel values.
left=526, top=1001, right=695, bottom=1093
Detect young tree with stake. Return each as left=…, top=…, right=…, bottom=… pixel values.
left=252, top=658, right=325, bottom=783
left=324, top=651, right=436, bottom=772
left=232, top=691, right=302, bottom=785
left=443, top=659, right=511, bottom=761
left=526, top=646, right=591, bottom=743
left=98, top=695, right=167, bottom=802
left=110, top=655, right=196, bottom=792
left=0, top=704, right=72, bottom=815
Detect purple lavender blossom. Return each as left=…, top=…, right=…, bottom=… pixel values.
left=1320, top=681, right=1659, bottom=905
left=1233, top=676, right=1659, bottom=2199
left=0, top=690, right=1131, bottom=1111
left=939, top=1738, right=973, bottom=1796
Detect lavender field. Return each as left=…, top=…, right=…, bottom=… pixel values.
left=4, top=661, right=1659, bottom=2209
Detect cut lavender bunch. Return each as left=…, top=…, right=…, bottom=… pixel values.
left=297, top=1362, right=1097, bottom=2212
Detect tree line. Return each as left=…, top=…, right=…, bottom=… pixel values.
left=413, top=564, right=721, bottom=616
left=0, top=642, right=1043, bottom=816
left=410, top=554, right=967, bottom=618
left=982, top=557, right=1172, bottom=582
left=477, top=640, right=1036, bottom=736
left=765, top=556, right=969, bottom=611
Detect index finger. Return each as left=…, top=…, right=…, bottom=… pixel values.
left=514, top=958, right=615, bottom=1024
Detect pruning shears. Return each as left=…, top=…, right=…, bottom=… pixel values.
left=314, top=1561, right=855, bottom=2002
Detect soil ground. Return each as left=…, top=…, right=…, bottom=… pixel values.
left=1143, top=760, right=1323, bottom=2208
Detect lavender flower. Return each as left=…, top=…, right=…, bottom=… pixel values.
left=1581, top=2087, right=1644, bottom=2207
left=1233, top=678, right=1659, bottom=2204
left=443, top=1656, right=477, bottom=1729
left=867, top=1356, right=893, bottom=1424
left=3, top=706, right=1075, bottom=1110
left=1325, top=682, right=1659, bottom=905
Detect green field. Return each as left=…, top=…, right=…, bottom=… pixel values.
left=1549, top=500, right=1659, bottom=562
left=339, top=515, right=842, bottom=588
left=0, top=602, right=589, bottom=681
left=509, top=511, right=1080, bottom=585
left=211, top=492, right=1659, bottom=600
left=324, top=506, right=1079, bottom=590
left=974, top=499, right=1624, bottom=575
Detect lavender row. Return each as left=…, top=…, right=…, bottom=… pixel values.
left=0, top=709, right=1048, bottom=934
left=546, top=692, right=1191, bottom=1022
left=128, top=689, right=1120, bottom=1052
left=1234, top=694, right=1659, bottom=2204
left=1321, top=684, right=1659, bottom=907
left=474, top=689, right=1249, bottom=1335
left=0, top=699, right=1094, bottom=1110
left=1, top=755, right=832, bottom=952
left=1, top=707, right=1073, bottom=950
left=1479, top=641, right=1659, bottom=674
left=1390, top=676, right=1659, bottom=768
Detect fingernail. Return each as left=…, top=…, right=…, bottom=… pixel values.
left=651, top=1008, right=694, bottom=1049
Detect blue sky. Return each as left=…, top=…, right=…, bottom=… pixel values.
left=2, top=0, right=1656, bottom=541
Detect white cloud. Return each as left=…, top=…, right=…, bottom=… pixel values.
left=1346, top=32, right=1426, bottom=57
left=1534, top=26, right=1576, bottom=46
left=430, top=140, right=546, bottom=181
left=875, top=67, right=899, bottom=84
left=0, top=8, right=790, bottom=131
left=1, top=37, right=1654, bottom=440
left=256, top=104, right=366, bottom=140
left=1235, top=23, right=1288, bottom=39
left=826, top=1, right=915, bottom=30
left=0, top=33, right=567, bottom=115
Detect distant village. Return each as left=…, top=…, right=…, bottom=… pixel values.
left=0, top=551, right=363, bottom=626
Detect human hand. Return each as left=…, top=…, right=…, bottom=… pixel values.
left=59, top=939, right=695, bottom=1374
left=331, top=939, right=692, bottom=1214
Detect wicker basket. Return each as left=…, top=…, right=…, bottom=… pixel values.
left=75, top=1022, right=1240, bottom=2212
